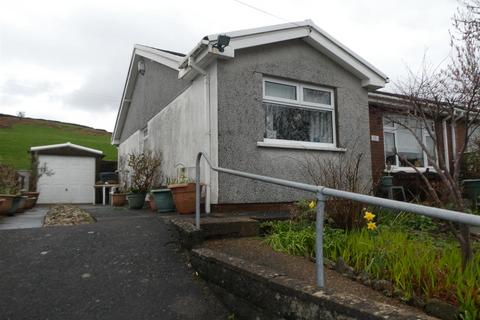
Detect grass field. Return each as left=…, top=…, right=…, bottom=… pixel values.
left=0, top=116, right=117, bottom=170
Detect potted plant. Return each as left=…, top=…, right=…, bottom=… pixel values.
left=167, top=172, right=198, bottom=215
left=126, top=150, right=163, bottom=210
left=24, top=197, right=37, bottom=210
left=0, top=164, right=21, bottom=216
left=111, top=188, right=127, bottom=207
left=0, top=197, right=12, bottom=215
left=146, top=193, right=157, bottom=211
left=28, top=155, right=54, bottom=206
left=15, top=195, right=29, bottom=213
left=150, top=187, right=175, bottom=213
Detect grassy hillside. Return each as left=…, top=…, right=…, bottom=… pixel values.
left=0, top=114, right=117, bottom=170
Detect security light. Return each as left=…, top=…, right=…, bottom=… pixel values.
left=138, top=60, right=146, bottom=75
left=213, top=34, right=230, bottom=52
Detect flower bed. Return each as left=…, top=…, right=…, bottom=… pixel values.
left=44, top=205, right=95, bottom=226
left=263, top=208, right=480, bottom=319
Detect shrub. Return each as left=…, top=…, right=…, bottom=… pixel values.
left=0, top=164, right=20, bottom=194
left=29, top=155, right=54, bottom=192
left=127, top=150, right=163, bottom=193
left=296, top=140, right=371, bottom=230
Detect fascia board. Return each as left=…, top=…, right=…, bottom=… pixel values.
left=30, top=142, right=103, bottom=155
left=305, top=33, right=387, bottom=89
left=135, top=47, right=181, bottom=70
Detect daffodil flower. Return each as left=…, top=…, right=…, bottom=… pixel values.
left=363, top=211, right=375, bottom=221
left=308, top=201, right=316, bottom=209
left=367, top=221, right=377, bottom=230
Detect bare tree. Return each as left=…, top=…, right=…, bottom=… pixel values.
left=392, top=0, right=479, bottom=266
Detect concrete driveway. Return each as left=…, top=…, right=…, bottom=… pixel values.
left=0, top=206, right=48, bottom=230
left=0, top=206, right=229, bottom=320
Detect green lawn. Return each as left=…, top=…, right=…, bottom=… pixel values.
left=0, top=123, right=117, bottom=169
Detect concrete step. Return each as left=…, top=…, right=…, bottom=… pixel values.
left=199, top=216, right=259, bottom=239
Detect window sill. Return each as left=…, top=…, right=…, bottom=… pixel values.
left=385, top=167, right=437, bottom=174
left=257, top=141, right=346, bottom=152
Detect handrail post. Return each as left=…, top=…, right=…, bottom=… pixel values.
left=316, top=191, right=326, bottom=288
left=195, top=153, right=202, bottom=229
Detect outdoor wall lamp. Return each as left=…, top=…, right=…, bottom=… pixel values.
left=138, top=60, right=146, bottom=76
left=212, top=34, right=230, bottom=52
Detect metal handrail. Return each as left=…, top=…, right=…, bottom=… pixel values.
left=195, top=151, right=480, bottom=287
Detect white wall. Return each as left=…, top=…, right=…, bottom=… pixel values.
left=118, top=62, right=219, bottom=203
left=118, top=130, right=141, bottom=189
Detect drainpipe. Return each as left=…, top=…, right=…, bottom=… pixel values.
left=188, top=57, right=212, bottom=214
left=450, top=111, right=465, bottom=171
left=442, top=118, right=450, bottom=172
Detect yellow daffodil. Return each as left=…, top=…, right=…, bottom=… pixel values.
left=308, top=201, right=316, bottom=209
left=363, top=211, right=375, bottom=221
left=367, top=221, right=377, bottom=231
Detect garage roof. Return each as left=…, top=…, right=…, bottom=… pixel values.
left=29, top=142, right=104, bottom=156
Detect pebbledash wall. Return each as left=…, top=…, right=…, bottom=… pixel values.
left=216, top=39, right=372, bottom=203
left=119, top=59, right=190, bottom=143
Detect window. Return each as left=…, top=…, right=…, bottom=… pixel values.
left=262, top=78, right=335, bottom=147
left=383, top=115, right=436, bottom=169
left=467, top=126, right=480, bottom=152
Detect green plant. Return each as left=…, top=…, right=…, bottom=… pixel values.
left=166, top=176, right=193, bottom=185
left=373, top=206, right=437, bottom=232
left=263, top=220, right=480, bottom=316
left=0, top=164, right=20, bottom=194
left=127, top=150, right=163, bottom=193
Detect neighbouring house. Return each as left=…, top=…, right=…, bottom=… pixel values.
left=29, top=142, right=104, bottom=204
left=368, top=91, right=480, bottom=200
left=112, top=20, right=391, bottom=209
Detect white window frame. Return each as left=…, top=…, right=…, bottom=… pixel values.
left=383, top=115, right=436, bottom=172
left=261, top=77, right=337, bottom=149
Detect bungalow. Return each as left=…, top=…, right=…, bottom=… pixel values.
left=113, top=20, right=463, bottom=209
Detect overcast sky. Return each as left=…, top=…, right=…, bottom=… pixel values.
left=0, top=0, right=458, bottom=132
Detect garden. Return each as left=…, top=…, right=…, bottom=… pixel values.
left=262, top=201, right=479, bottom=319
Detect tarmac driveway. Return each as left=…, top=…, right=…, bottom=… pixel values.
left=0, top=207, right=229, bottom=320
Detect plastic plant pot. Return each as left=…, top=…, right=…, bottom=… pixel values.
left=150, top=189, right=175, bottom=213
left=126, top=193, right=146, bottom=209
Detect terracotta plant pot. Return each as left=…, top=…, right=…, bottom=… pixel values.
left=168, top=183, right=196, bottom=214
left=24, top=197, right=37, bottom=210
left=148, top=196, right=157, bottom=211
left=16, top=196, right=28, bottom=213
left=26, top=192, right=40, bottom=207
left=111, top=193, right=126, bottom=207
left=0, top=199, right=7, bottom=215
left=0, top=195, right=15, bottom=216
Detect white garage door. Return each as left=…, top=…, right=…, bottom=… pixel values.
left=37, top=155, right=95, bottom=204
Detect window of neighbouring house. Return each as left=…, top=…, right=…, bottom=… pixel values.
left=467, top=126, right=480, bottom=152
left=383, top=115, right=436, bottom=169
left=262, top=78, right=335, bottom=147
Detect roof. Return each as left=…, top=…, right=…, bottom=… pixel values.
left=178, top=20, right=389, bottom=88
left=30, top=142, right=104, bottom=155
left=112, top=20, right=389, bottom=145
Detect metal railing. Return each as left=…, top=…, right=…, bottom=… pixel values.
left=195, top=152, right=480, bottom=288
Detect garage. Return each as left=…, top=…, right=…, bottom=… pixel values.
left=29, top=142, right=104, bottom=204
